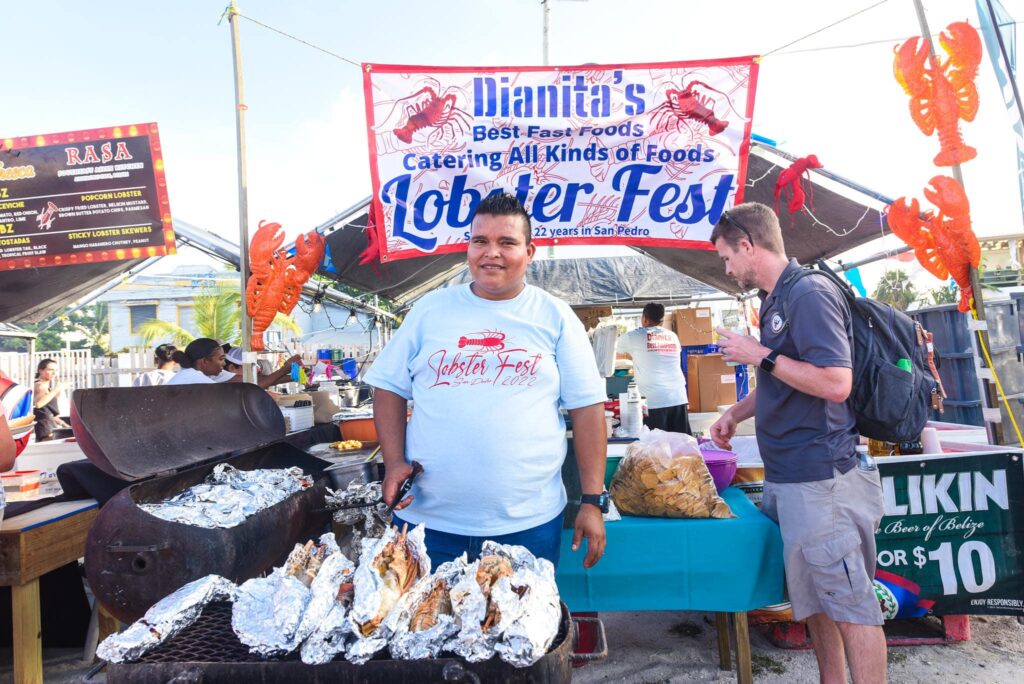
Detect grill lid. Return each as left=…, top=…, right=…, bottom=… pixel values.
left=71, top=383, right=286, bottom=481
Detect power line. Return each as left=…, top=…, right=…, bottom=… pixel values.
left=763, top=0, right=891, bottom=57
left=229, top=9, right=362, bottom=68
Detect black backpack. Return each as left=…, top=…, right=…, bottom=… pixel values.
left=777, top=260, right=939, bottom=443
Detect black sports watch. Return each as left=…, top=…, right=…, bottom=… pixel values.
left=581, top=490, right=610, bottom=514
left=760, top=349, right=781, bottom=374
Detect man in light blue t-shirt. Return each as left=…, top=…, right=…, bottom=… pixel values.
left=365, top=194, right=609, bottom=570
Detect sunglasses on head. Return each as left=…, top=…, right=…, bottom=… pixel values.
left=719, top=211, right=755, bottom=247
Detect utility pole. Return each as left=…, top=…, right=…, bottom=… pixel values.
left=227, top=1, right=255, bottom=383
left=542, top=0, right=550, bottom=66
left=912, top=0, right=1003, bottom=444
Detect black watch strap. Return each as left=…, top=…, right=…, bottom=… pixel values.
left=580, top=491, right=610, bottom=514
left=760, top=349, right=781, bottom=374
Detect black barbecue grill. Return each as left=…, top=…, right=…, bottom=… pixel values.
left=73, top=383, right=333, bottom=624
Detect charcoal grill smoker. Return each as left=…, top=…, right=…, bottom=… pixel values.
left=103, top=601, right=577, bottom=683
left=73, top=383, right=333, bottom=624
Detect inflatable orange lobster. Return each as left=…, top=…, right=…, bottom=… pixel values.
left=774, top=154, right=823, bottom=220
left=246, top=221, right=325, bottom=351
left=893, top=21, right=982, bottom=166
left=886, top=175, right=980, bottom=313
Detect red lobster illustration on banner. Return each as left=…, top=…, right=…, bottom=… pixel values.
left=245, top=221, right=325, bottom=351
left=773, top=154, right=823, bottom=219
left=893, top=21, right=982, bottom=166
left=391, top=86, right=471, bottom=145
left=886, top=175, right=980, bottom=313
left=650, top=81, right=730, bottom=136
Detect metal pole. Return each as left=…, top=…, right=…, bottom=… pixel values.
left=228, top=1, right=255, bottom=383
left=542, top=0, right=550, bottom=66
left=912, top=0, right=1003, bottom=444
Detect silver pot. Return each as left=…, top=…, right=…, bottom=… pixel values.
left=324, top=459, right=381, bottom=490
left=339, top=386, right=359, bottom=407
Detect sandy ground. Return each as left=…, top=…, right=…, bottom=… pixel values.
left=3, top=612, right=1023, bottom=682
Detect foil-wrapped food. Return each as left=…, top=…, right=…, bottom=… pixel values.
left=325, top=481, right=388, bottom=552
left=139, top=464, right=314, bottom=528
left=450, top=542, right=561, bottom=667
left=346, top=523, right=431, bottom=665
left=97, top=575, right=236, bottom=663
left=387, top=556, right=465, bottom=660
left=232, top=533, right=352, bottom=658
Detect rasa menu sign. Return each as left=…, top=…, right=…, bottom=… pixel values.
left=0, top=123, right=176, bottom=270
left=362, top=59, right=758, bottom=261
left=874, top=451, right=1024, bottom=617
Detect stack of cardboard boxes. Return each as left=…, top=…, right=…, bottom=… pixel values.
left=672, top=307, right=740, bottom=413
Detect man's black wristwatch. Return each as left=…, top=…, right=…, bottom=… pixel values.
left=760, top=349, right=781, bottom=374
left=581, top=490, right=610, bottom=514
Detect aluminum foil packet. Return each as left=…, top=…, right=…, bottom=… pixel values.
left=231, top=533, right=341, bottom=657
left=232, top=574, right=311, bottom=657
left=139, top=464, right=313, bottom=529
left=98, top=575, right=235, bottom=663
left=295, top=545, right=355, bottom=664
left=486, top=542, right=561, bottom=668
left=387, top=556, right=468, bottom=660
left=449, top=542, right=561, bottom=665
left=346, top=523, right=430, bottom=664
left=326, top=481, right=388, bottom=552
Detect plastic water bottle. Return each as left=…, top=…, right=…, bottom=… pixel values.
left=622, top=382, right=643, bottom=437
left=856, top=444, right=877, bottom=472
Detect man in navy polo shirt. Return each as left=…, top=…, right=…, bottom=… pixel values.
left=708, top=202, right=887, bottom=684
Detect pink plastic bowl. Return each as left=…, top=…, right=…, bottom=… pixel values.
left=700, top=448, right=738, bottom=493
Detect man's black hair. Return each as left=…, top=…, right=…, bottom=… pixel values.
left=472, top=193, right=532, bottom=244
left=642, top=303, right=665, bottom=324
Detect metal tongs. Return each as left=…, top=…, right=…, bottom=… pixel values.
left=331, top=460, right=424, bottom=521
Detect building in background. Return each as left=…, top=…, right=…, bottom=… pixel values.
left=98, top=265, right=380, bottom=353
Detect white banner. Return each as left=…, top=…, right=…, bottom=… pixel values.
left=363, top=59, right=759, bottom=261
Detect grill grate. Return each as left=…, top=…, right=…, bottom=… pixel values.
left=137, top=600, right=570, bottom=665
left=140, top=602, right=299, bottom=664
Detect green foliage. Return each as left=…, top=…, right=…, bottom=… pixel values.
left=137, top=288, right=300, bottom=347
left=872, top=269, right=917, bottom=311
left=0, top=303, right=110, bottom=355
left=924, top=284, right=959, bottom=306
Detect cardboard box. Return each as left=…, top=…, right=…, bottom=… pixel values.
left=686, top=353, right=737, bottom=412
left=573, top=305, right=612, bottom=331
left=674, top=307, right=714, bottom=347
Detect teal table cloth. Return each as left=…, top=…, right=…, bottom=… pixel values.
left=555, top=487, right=785, bottom=612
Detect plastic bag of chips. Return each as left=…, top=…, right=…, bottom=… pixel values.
left=609, top=429, right=733, bottom=518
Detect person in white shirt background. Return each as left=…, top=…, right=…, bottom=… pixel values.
left=165, top=338, right=235, bottom=385
left=616, top=302, right=691, bottom=434
left=133, top=343, right=178, bottom=387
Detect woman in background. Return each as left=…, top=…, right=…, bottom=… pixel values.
left=33, top=358, right=71, bottom=442
left=133, top=343, right=178, bottom=387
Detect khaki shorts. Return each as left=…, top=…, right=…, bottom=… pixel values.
left=762, top=465, right=885, bottom=626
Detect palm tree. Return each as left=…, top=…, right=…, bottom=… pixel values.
left=872, top=269, right=917, bottom=311
left=137, top=288, right=300, bottom=347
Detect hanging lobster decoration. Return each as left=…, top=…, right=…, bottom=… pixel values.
left=246, top=221, right=325, bottom=351
left=893, top=21, right=982, bottom=166
left=773, top=154, right=823, bottom=220
left=886, top=175, right=981, bottom=313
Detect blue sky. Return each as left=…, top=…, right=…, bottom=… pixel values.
left=5, top=0, right=1024, bottom=284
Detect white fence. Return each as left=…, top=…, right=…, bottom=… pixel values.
left=0, top=344, right=374, bottom=389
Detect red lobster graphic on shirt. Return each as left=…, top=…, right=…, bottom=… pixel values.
left=457, top=331, right=506, bottom=353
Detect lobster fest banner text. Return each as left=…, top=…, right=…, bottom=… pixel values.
left=362, top=59, right=759, bottom=262
left=0, top=123, right=175, bottom=271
